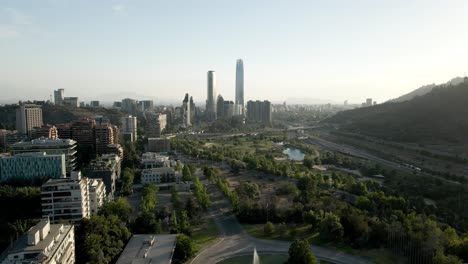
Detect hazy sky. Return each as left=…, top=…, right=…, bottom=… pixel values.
left=1, top=1, right=467, bottom=104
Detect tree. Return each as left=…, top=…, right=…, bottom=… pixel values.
left=264, top=221, right=275, bottom=235
left=287, top=239, right=317, bottom=264
left=99, top=198, right=133, bottom=222
left=182, top=165, right=192, bottom=181
left=319, top=214, right=344, bottom=241
left=173, top=234, right=195, bottom=264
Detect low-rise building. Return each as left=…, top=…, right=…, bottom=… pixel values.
left=141, top=167, right=181, bottom=184
left=115, top=234, right=176, bottom=264
left=11, top=138, right=77, bottom=175
left=0, top=219, right=75, bottom=264
left=0, top=152, right=66, bottom=183
left=141, top=152, right=170, bottom=169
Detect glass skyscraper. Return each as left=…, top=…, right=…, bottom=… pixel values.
left=235, top=59, right=244, bottom=116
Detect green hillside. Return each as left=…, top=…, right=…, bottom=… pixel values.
left=326, top=79, right=468, bottom=145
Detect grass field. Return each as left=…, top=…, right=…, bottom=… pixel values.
left=192, top=219, right=220, bottom=246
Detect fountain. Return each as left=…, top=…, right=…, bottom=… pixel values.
left=253, top=247, right=260, bottom=264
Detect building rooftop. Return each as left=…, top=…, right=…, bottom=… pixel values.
left=0, top=220, right=73, bottom=263
left=12, top=137, right=77, bottom=147
left=116, top=234, right=176, bottom=264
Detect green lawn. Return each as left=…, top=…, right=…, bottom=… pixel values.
left=192, top=219, right=220, bottom=246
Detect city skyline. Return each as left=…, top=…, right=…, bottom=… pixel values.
left=1, top=1, right=468, bottom=104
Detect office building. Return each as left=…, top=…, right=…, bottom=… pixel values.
left=182, top=93, right=191, bottom=126
left=0, top=219, right=75, bottom=264
left=0, top=130, right=23, bottom=152
left=121, top=115, right=138, bottom=142
left=235, top=59, right=244, bottom=116
left=63, top=97, right=79, bottom=108
left=11, top=138, right=77, bottom=175
left=88, top=178, right=106, bottom=214
left=116, top=234, right=177, bottom=264
left=0, top=152, right=66, bottom=183
left=145, top=112, right=167, bottom=137
left=246, top=100, right=272, bottom=126
left=85, top=154, right=121, bottom=195
left=206, top=71, right=217, bottom=121
left=90, top=101, right=100, bottom=108
left=54, top=88, right=65, bottom=105
left=189, top=96, right=196, bottom=121
left=121, top=98, right=137, bottom=115
left=138, top=100, right=154, bottom=112
left=216, top=95, right=225, bottom=118
left=32, top=125, right=58, bottom=139
left=366, top=98, right=373, bottom=107
left=147, top=138, right=171, bottom=153
left=41, top=172, right=90, bottom=224
left=16, top=104, right=43, bottom=137
left=141, top=167, right=181, bottom=184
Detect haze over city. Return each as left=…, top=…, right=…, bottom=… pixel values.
left=1, top=0, right=467, bottom=104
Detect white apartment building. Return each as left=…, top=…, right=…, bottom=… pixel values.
left=141, top=167, right=181, bottom=184
left=0, top=219, right=75, bottom=264
left=88, top=179, right=106, bottom=214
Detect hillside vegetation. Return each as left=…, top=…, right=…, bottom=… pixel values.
left=327, top=79, right=468, bottom=145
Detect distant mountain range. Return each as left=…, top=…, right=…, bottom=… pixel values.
left=326, top=77, right=468, bottom=145
left=389, top=77, right=465, bottom=103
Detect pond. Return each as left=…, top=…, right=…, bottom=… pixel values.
left=282, top=147, right=305, bottom=161
left=217, top=254, right=288, bottom=264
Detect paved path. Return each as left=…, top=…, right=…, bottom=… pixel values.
left=191, top=189, right=373, bottom=264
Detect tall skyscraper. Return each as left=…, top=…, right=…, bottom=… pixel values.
left=235, top=59, right=244, bottom=116
left=183, top=93, right=191, bottom=126
left=206, top=71, right=217, bottom=121
left=16, top=104, right=43, bottom=137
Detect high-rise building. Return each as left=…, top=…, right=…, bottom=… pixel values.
left=189, top=96, right=196, bottom=121
left=63, top=97, right=79, bottom=108
left=223, top=101, right=235, bottom=118
left=138, top=100, right=154, bottom=112
left=235, top=59, right=244, bottom=116
left=95, top=124, right=115, bottom=155
left=216, top=95, right=225, bottom=119
left=16, top=104, right=43, bottom=137
left=88, top=178, right=106, bottom=214
left=0, top=219, right=75, bottom=264
left=246, top=100, right=272, bottom=126
left=121, top=98, right=138, bottom=115
left=182, top=94, right=191, bottom=126
left=70, top=119, right=96, bottom=149
left=121, top=115, right=138, bottom=142
left=54, top=88, right=65, bottom=105
left=11, top=138, right=77, bottom=175
left=0, top=152, right=66, bottom=182
left=41, top=172, right=90, bottom=224
left=90, top=101, right=100, bottom=108
left=147, top=138, right=171, bottom=153
left=145, top=112, right=167, bottom=137
left=206, top=71, right=217, bottom=121
left=366, top=98, right=372, bottom=107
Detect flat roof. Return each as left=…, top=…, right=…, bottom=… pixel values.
left=116, top=234, right=176, bottom=264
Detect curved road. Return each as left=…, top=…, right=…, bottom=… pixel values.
left=191, top=190, right=373, bottom=264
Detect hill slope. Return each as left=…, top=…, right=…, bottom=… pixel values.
left=327, top=80, right=468, bottom=145
left=390, top=77, right=465, bottom=103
